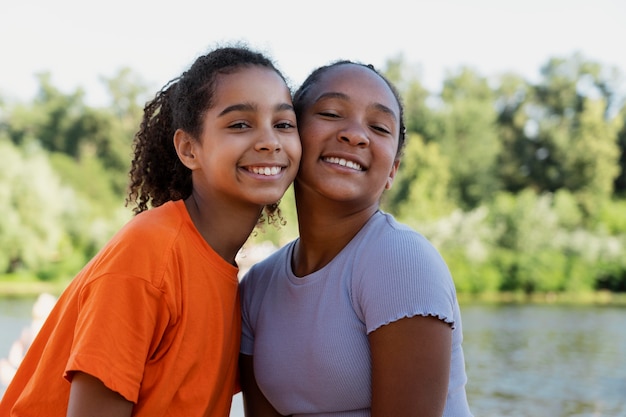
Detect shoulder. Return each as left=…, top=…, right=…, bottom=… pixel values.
left=351, top=212, right=458, bottom=326
left=353, top=213, right=456, bottom=303
left=124, top=200, right=186, bottom=237
left=360, top=211, right=446, bottom=268
left=110, top=201, right=186, bottom=249
left=82, top=201, right=189, bottom=286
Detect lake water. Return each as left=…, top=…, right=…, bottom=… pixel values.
left=1, top=298, right=624, bottom=416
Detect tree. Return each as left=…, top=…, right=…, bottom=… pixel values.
left=100, top=67, right=152, bottom=171
left=614, top=104, right=626, bottom=196
left=495, top=54, right=623, bottom=206
left=538, top=55, right=620, bottom=187
left=0, top=139, right=71, bottom=273
left=382, top=133, right=453, bottom=222
left=494, top=73, right=536, bottom=192
left=436, top=67, right=501, bottom=209
left=563, top=99, right=621, bottom=217
left=383, top=54, right=436, bottom=141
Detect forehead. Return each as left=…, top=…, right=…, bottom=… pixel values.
left=309, top=64, right=399, bottom=114
left=215, top=66, right=286, bottom=92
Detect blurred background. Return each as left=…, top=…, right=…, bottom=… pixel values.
left=1, top=0, right=625, bottom=415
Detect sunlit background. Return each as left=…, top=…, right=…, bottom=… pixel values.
left=2, top=1, right=626, bottom=416
left=2, top=0, right=625, bottom=105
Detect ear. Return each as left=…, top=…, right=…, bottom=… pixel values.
left=174, top=129, right=200, bottom=170
left=385, top=159, right=400, bottom=190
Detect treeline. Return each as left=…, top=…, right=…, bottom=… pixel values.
left=1, top=53, right=625, bottom=295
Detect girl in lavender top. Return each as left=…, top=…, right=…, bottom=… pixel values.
left=240, top=61, right=473, bottom=417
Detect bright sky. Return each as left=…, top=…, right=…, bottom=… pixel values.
left=2, top=0, right=625, bottom=106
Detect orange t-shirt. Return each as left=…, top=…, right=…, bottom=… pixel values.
left=0, top=200, right=241, bottom=417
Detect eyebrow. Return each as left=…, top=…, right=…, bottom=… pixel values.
left=218, top=102, right=294, bottom=117
left=314, top=92, right=398, bottom=121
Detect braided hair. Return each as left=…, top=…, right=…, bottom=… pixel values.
left=126, top=46, right=287, bottom=225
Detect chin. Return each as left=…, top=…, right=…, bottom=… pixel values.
left=252, top=195, right=284, bottom=207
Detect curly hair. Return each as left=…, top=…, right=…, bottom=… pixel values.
left=293, top=60, right=407, bottom=159
left=126, top=45, right=287, bottom=226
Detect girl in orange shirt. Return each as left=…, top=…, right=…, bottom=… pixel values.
left=0, top=45, right=301, bottom=417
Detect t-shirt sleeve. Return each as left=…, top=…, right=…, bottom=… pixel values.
left=352, top=229, right=457, bottom=334
left=64, top=274, right=168, bottom=403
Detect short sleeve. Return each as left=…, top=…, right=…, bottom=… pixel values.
left=65, top=274, right=168, bottom=403
left=352, top=228, right=456, bottom=334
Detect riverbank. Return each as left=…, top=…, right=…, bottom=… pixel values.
left=457, top=290, right=626, bottom=306
left=0, top=280, right=68, bottom=298
left=2, top=279, right=626, bottom=306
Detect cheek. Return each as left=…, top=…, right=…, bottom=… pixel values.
left=287, top=136, right=303, bottom=159
left=297, top=130, right=315, bottom=154
left=372, top=141, right=397, bottom=163
left=298, top=120, right=326, bottom=143
left=300, top=141, right=321, bottom=166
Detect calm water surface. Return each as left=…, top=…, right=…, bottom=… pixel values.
left=1, top=298, right=624, bottom=416
left=462, top=303, right=626, bottom=416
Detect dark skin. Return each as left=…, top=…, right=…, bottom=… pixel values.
left=240, top=64, right=452, bottom=417
left=369, top=316, right=451, bottom=417
left=67, top=372, right=133, bottom=417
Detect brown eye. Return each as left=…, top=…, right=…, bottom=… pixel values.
left=229, top=122, right=251, bottom=129
left=275, top=122, right=296, bottom=129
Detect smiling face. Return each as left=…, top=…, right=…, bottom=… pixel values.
left=295, top=64, right=401, bottom=210
left=177, top=66, right=301, bottom=210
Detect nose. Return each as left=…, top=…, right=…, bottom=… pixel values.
left=337, top=121, right=369, bottom=147
left=254, top=127, right=282, bottom=152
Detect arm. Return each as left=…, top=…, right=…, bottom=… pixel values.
left=239, top=354, right=286, bottom=417
left=67, top=371, right=133, bottom=417
left=369, top=315, right=451, bottom=417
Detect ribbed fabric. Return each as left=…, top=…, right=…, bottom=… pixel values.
left=241, top=210, right=473, bottom=417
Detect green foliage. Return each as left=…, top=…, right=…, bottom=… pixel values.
left=0, top=138, right=131, bottom=278
left=443, top=249, right=501, bottom=294
left=596, top=199, right=626, bottom=234
left=494, top=73, right=535, bottom=193
left=560, top=99, right=621, bottom=220
left=614, top=106, right=626, bottom=195
left=1, top=54, right=625, bottom=295
left=0, top=139, right=73, bottom=273
left=49, top=152, right=122, bottom=217
left=382, top=133, right=454, bottom=221
left=411, top=188, right=625, bottom=295
left=552, top=189, right=584, bottom=229
left=415, top=207, right=499, bottom=294
left=432, top=67, right=502, bottom=209
left=383, top=54, right=437, bottom=140
left=485, top=190, right=611, bottom=293
left=0, top=69, right=141, bottom=280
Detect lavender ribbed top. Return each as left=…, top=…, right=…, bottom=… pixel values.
left=241, top=211, right=473, bottom=417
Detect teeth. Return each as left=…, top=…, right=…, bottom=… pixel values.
left=250, top=166, right=282, bottom=176
left=324, top=157, right=362, bottom=171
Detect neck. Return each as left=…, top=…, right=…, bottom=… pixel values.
left=292, top=189, right=379, bottom=277
left=184, top=193, right=262, bottom=265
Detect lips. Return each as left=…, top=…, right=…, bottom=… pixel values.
left=322, top=156, right=364, bottom=171
left=246, top=166, right=283, bottom=176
